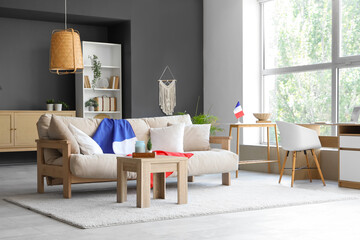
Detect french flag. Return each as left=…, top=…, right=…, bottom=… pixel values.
left=233, top=101, right=244, bottom=119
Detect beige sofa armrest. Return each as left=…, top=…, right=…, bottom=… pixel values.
left=36, top=139, right=72, bottom=198
left=209, top=136, right=232, bottom=151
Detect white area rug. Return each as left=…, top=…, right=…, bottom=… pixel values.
left=4, top=175, right=357, bottom=229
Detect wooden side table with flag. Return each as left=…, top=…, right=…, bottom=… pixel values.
left=229, top=102, right=281, bottom=178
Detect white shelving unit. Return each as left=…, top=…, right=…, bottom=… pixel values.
left=76, top=41, right=122, bottom=119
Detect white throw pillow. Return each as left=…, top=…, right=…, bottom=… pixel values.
left=68, top=124, right=103, bottom=155
left=168, top=123, right=211, bottom=152
left=150, top=124, right=185, bottom=152
left=183, top=124, right=211, bottom=151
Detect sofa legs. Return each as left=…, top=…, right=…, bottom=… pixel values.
left=188, top=176, right=194, bottom=182
left=37, top=174, right=44, bottom=193
left=63, top=177, right=72, bottom=199
left=222, top=172, right=231, bottom=186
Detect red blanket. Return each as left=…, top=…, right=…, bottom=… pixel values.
left=128, top=151, right=193, bottom=188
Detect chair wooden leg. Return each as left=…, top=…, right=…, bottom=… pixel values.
left=279, top=151, right=289, bottom=183
left=236, top=170, right=239, bottom=178
left=311, top=149, right=326, bottom=186
left=291, top=151, right=296, bottom=187
left=304, top=150, right=312, bottom=182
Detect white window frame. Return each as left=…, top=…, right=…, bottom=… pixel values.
left=259, top=0, right=360, bottom=140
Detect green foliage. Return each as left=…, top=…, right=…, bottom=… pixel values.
left=191, top=114, right=223, bottom=136
left=46, top=99, right=55, bottom=104
left=88, top=55, right=101, bottom=88
left=147, top=138, right=152, bottom=151
left=265, top=0, right=360, bottom=139
left=85, top=98, right=99, bottom=107
left=57, top=101, right=69, bottom=110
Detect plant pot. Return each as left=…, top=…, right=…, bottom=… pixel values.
left=54, top=104, right=62, bottom=111
left=88, top=106, right=95, bottom=111
left=46, top=104, right=54, bottom=111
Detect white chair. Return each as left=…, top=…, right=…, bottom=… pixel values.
left=276, top=121, right=326, bottom=187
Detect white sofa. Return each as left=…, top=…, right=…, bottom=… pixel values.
left=36, top=114, right=238, bottom=198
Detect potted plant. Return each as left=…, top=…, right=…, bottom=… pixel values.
left=85, top=98, right=99, bottom=111
left=54, top=100, right=69, bottom=111
left=176, top=97, right=223, bottom=135
left=89, top=54, right=101, bottom=88
left=46, top=99, right=55, bottom=111
left=147, top=138, right=152, bottom=153
left=58, top=101, right=70, bottom=111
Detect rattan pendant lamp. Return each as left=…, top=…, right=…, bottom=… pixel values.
left=49, top=0, right=83, bottom=75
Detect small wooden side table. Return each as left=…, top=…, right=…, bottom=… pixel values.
left=117, top=155, right=188, bottom=208
left=229, top=123, right=281, bottom=178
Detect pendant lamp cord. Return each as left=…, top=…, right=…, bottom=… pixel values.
left=64, top=0, right=67, bottom=29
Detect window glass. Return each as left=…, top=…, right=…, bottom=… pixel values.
left=264, top=0, right=332, bottom=69
left=264, top=70, right=332, bottom=141
left=341, top=0, right=360, bottom=57
left=339, top=67, right=360, bottom=122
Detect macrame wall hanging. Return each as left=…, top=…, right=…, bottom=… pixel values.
left=158, top=66, right=176, bottom=115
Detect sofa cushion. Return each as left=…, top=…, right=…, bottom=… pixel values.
left=184, top=124, right=211, bottom=151
left=126, top=118, right=150, bottom=143
left=145, top=114, right=192, bottom=128
left=185, top=149, right=238, bottom=176
left=169, top=123, right=211, bottom=152
left=150, top=124, right=185, bottom=152
left=68, top=149, right=238, bottom=179
left=68, top=124, right=103, bottom=155
left=48, top=115, right=80, bottom=154
left=70, top=154, right=136, bottom=179
left=57, top=116, right=102, bottom=137
left=37, top=114, right=63, bottom=163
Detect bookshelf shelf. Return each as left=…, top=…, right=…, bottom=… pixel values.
left=84, top=111, right=122, bottom=114
left=76, top=41, right=122, bottom=119
left=84, top=88, right=121, bottom=91
left=84, top=65, right=120, bottom=69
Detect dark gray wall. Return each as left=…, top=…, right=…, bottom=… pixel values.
left=0, top=0, right=203, bottom=117
left=0, top=17, right=108, bottom=110
left=131, top=0, right=203, bottom=117
left=108, top=22, right=132, bottom=118
left=0, top=0, right=203, bottom=163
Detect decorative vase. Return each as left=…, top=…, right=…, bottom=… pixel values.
left=89, top=106, right=95, bottom=111
left=46, top=104, right=54, bottom=111
left=54, top=104, right=62, bottom=111
left=96, top=78, right=109, bottom=88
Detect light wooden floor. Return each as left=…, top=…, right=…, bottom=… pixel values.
left=1, top=163, right=360, bottom=240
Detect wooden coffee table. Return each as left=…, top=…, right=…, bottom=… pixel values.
left=116, top=155, right=188, bottom=208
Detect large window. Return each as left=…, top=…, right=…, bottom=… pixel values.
left=261, top=0, right=360, bottom=142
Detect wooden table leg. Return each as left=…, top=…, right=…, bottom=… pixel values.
left=153, top=172, right=166, bottom=199
left=117, top=160, right=127, bottom=203
left=236, top=126, right=240, bottom=178
left=274, top=125, right=281, bottom=172
left=267, top=127, right=271, bottom=173
left=177, top=161, right=188, bottom=204
left=137, top=162, right=151, bottom=208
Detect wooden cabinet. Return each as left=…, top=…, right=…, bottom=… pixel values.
left=338, top=125, right=360, bottom=189
left=0, top=111, right=75, bottom=152
left=76, top=41, right=122, bottom=119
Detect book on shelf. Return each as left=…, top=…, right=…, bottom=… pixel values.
left=108, top=76, right=120, bottom=89
left=109, top=76, right=116, bottom=89
left=114, top=76, right=120, bottom=89
left=84, top=76, right=91, bottom=88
